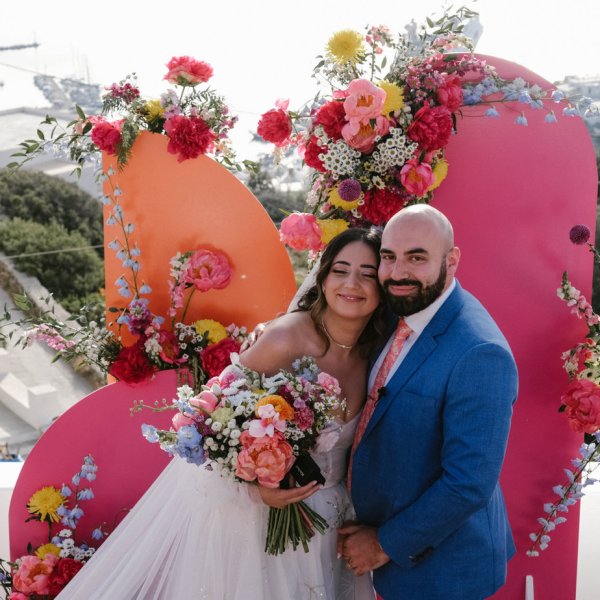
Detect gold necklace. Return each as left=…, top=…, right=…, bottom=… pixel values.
left=321, top=318, right=355, bottom=350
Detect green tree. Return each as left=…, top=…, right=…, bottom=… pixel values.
left=0, top=218, right=104, bottom=313
left=0, top=169, right=103, bottom=249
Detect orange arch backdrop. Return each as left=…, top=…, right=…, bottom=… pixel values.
left=102, top=131, right=297, bottom=335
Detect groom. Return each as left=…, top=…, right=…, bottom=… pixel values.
left=339, top=205, right=518, bottom=600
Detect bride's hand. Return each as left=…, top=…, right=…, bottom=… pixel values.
left=258, top=480, right=321, bottom=509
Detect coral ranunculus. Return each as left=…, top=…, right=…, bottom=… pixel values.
left=90, top=117, right=123, bottom=155
left=235, top=431, right=295, bottom=488
left=358, top=187, right=406, bottom=225
left=164, top=115, right=216, bottom=162
left=562, top=378, right=600, bottom=434
left=407, top=103, right=453, bottom=151
left=184, top=250, right=232, bottom=292
left=279, top=213, right=323, bottom=251
left=399, top=159, right=435, bottom=197
left=109, top=341, right=155, bottom=384
left=201, top=337, right=241, bottom=378
left=257, top=108, right=292, bottom=147
left=164, top=56, right=213, bottom=85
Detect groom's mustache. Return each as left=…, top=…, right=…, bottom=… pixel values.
left=383, top=278, right=423, bottom=291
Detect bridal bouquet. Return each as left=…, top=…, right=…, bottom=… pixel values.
left=138, top=354, right=343, bottom=555
left=257, top=8, right=593, bottom=252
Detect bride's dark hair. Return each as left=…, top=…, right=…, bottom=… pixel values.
left=295, top=227, right=388, bottom=358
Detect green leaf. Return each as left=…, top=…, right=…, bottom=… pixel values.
left=558, top=404, right=566, bottom=413
left=12, top=294, right=32, bottom=311
left=36, top=129, right=45, bottom=140
left=426, top=17, right=434, bottom=27
left=75, top=105, right=86, bottom=120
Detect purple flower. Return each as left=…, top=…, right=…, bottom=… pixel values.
left=338, top=178, right=362, bottom=201
left=569, top=224, right=591, bottom=245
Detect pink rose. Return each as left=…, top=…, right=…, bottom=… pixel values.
left=399, top=159, right=435, bottom=197
left=190, top=390, right=219, bottom=413
left=343, top=79, right=386, bottom=126
left=235, top=431, right=295, bottom=488
left=90, top=116, right=123, bottom=155
left=436, top=73, right=464, bottom=112
left=172, top=412, right=196, bottom=431
left=279, top=213, right=323, bottom=251
left=13, top=554, right=57, bottom=595
left=184, top=250, right=232, bottom=292
left=317, top=372, right=341, bottom=396
left=407, top=103, right=453, bottom=152
left=562, top=378, right=600, bottom=434
left=164, top=56, right=213, bottom=85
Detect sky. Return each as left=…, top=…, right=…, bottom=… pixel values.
left=1, top=0, right=599, bottom=159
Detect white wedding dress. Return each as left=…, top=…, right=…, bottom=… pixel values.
left=57, top=414, right=375, bottom=599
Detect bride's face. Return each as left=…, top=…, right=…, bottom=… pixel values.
left=322, top=241, right=381, bottom=321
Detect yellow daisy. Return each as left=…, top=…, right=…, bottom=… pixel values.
left=27, top=486, right=65, bottom=523
left=328, top=187, right=360, bottom=211
left=194, top=319, right=227, bottom=344
left=318, top=219, right=349, bottom=245
left=35, top=543, right=61, bottom=559
left=379, top=81, right=405, bottom=116
left=327, top=30, right=365, bottom=64
left=427, top=158, right=449, bottom=191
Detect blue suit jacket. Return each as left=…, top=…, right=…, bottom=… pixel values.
left=351, top=282, right=518, bottom=600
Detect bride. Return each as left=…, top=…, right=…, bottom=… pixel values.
left=57, top=227, right=387, bottom=599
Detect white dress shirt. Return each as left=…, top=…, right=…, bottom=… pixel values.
left=368, top=278, right=457, bottom=390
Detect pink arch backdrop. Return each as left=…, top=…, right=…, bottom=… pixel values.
left=9, top=56, right=597, bottom=599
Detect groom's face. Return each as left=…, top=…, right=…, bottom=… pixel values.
left=378, top=213, right=459, bottom=316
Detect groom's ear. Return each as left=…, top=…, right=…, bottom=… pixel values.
left=447, top=246, right=460, bottom=274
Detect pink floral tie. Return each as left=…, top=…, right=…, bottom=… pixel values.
left=347, top=318, right=412, bottom=492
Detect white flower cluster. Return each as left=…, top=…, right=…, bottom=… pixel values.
left=315, top=127, right=361, bottom=177
left=367, top=128, right=418, bottom=174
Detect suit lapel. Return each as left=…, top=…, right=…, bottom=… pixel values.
left=360, top=283, right=466, bottom=441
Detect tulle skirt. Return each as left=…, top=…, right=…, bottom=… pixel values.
left=57, top=457, right=375, bottom=599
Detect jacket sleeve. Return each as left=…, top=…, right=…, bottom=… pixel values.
left=377, top=342, right=518, bottom=569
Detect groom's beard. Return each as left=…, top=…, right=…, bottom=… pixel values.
left=383, top=262, right=447, bottom=316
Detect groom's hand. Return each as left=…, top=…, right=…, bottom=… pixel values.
left=338, top=524, right=390, bottom=576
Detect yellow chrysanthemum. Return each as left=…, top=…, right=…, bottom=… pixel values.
left=328, top=187, right=360, bottom=211
left=318, top=218, right=350, bottom=245
left=35, top=543, right=61, bottom=559
left=144, top=99, right=165, bottom=123
left=27, top=486, right=65, bottom=523
left=427, top=158, right=449, bottom=191
left=379, top=81, right=405, bottom=116
left=194, top=319, right=227, bottom=344
left=326, top=30, right=365, bottom=64
left=255, top=395, right=295, bottom=421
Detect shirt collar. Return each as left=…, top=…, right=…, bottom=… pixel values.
left=404, top=278, right=456, bottom=335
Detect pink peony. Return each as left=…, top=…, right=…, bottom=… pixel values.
left=279, top=213, right=323, bottom=251
left=184, top=249, right=232, bottom=292
left=343, top=79, right=386, bottom=126
left=190, top=390, right=219, bottom=413
left=407, top=103, right=453, bottom=151
left=436, top=73, right=464, bottom=112
left=399, top=159, right=435, bottom=196
left=13, top=554, right=57, bottom=596
left=90, top=116, right=123, bottom=155
left=342, top=118, right=390, bottom=153
left=172, top=412, right=196, bottom=431
left=562, top=378, right=600, bottom=434
left=235, top=431, right=295, bottom=488
left=164, top=115, right=216, bottom=162
left=164, top=56, right=213, bottom=85
left=317, top=371, right=341, bottom=396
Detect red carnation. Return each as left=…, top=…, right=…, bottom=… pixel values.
left=164, top=115, right=216, bottom=162
left=314, top=100, right=346, bottom=140
left=164, top=56, right=213, bottom=85
left=257, top=109, right=292, bottom=147
left=302, top=135, right=327, bottom=172
left=109, top=341, right=155, bottom=384
left=407, top=104, right=453, bottom=151
left=201, top=337, right=241, bottom=378
left=47, top=558, right=84, bottom=595
left=90, top=117, right=123, bottom=155
left=157, top=330, right=185, bottom=365
left=358, top=187, right=406, bottom=226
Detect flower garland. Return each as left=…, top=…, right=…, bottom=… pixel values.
left=256, top=9, right=596, bottom=253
